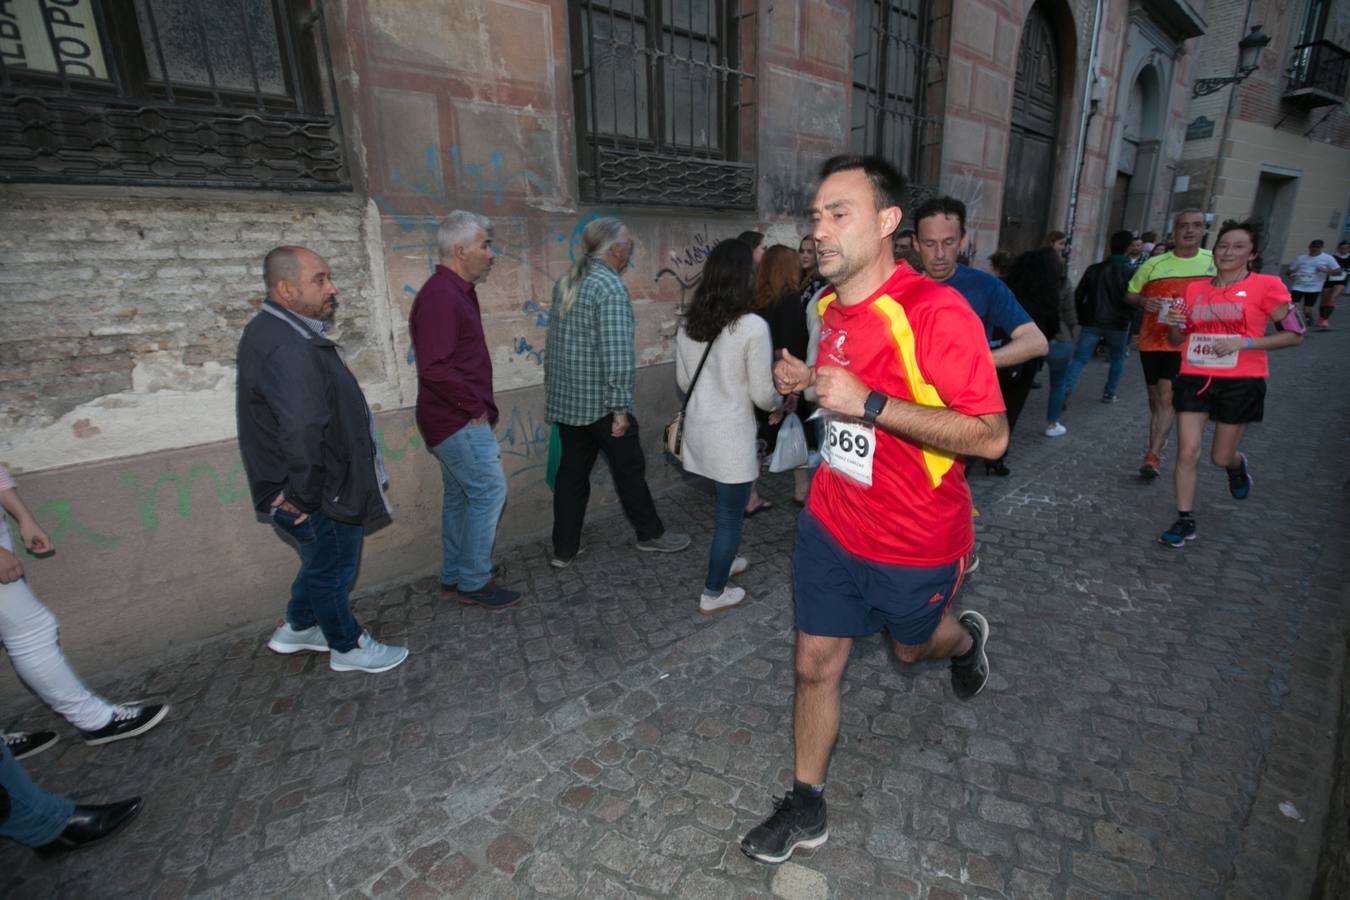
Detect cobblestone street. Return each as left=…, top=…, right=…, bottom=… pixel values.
left=3, top=332, right=1348, bottom=899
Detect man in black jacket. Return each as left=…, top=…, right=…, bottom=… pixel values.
left=1063, top=230, right=1135, bottom=404
left=236, top=246, right=408, bottom=674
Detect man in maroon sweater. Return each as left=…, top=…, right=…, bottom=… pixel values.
left=409, top=211, right=519, bottom=608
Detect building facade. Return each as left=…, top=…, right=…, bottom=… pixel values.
left=1176, top=0, right=1350, bottom=269
left=1, top=0, right=1204, bottom=684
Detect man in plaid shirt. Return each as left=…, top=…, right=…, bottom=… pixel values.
left=544, top=217, right=690, bottom=567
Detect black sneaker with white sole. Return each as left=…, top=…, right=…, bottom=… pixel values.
left=740, top=791, right=828, bottom=864
left=4, top=730, right=59, bottom=760
left=950, top=611, right=990, bottom=700
left=79, top=704, right=170, bottom=746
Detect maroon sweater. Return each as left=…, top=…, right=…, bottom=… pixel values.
left=409, top=266, right=498, bottom=448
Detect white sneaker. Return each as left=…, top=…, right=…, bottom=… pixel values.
left=728, top=556, right=748, bottom=577
left=267, top=622, right=329, bottom=654
left=699, top=586, right=746, bottom=616
left=330, top=632, right=409, bottom=673
left=1044, top=422, right=1067, bottom=437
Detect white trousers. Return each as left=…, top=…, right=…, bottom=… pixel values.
left=0, top=536, right=114, bottom=731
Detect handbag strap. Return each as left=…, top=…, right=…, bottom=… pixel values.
left=681, top=337, right=716, bottom=412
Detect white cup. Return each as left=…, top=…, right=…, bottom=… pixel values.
left=1157, top=299, right=1171, bottom=321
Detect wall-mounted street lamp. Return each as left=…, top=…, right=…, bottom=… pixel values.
left=1193, top=25, right=1272, bottom=97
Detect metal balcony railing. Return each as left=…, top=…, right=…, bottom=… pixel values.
left=1284, top=39, right=1350, bottom=107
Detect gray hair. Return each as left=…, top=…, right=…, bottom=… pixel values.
left=1172, top=208, right=1204, bottom=229
left=557, top=217, right=628, bottom=317
left=437, top=210, right=493, bottom=260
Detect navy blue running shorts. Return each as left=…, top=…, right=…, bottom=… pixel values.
left=793, top=512, right=967, bottom=645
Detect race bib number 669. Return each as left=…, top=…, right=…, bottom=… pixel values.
left=822, top=416, right=876, bottom=487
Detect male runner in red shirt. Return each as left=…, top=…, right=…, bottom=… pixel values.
left=740, top=156, right=1008, bottom=864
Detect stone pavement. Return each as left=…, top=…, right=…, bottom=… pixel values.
left=4, top=331, right=1348, bottom=899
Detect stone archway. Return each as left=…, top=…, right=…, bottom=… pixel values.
left=1109, top=63, right=1164, bottom=234
left=999, top=1, right=1065, bottom=253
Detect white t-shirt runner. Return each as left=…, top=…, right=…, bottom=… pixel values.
left=1289, top=252, right=1341, bottom=293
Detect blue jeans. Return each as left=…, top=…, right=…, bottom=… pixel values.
left=1044, top=340, right=1073, bottom=424
left=0, top=743, right=73, bottom=847
left=432, top=423, right=507, bottom=591
left=1064, top=326, right=1129, bottom=398
left=706, top=482, right=753, bottom=595
left=273, top=509, right=363, bottom=653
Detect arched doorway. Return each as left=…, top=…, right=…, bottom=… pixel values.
left=999, top=2, right=1063, bottom=253
left=1108, top=65, right=1162, bottom=235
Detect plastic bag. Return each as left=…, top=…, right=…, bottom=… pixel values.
left=768, top=412, right=808, bottom=473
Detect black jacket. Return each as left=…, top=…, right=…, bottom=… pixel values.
left=1074, top=256, right=1134, bottom=330
left=236, top=302, right=389, bottom=527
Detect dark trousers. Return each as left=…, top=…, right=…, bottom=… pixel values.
left=552, top=413, right=665, bottom=557
left=990, top=362, right=1038, bottom=465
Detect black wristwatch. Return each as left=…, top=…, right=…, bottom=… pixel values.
left=862, top=390, right=887, bottom=424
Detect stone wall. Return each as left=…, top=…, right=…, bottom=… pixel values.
left=0, top=188, right=401, bottom=472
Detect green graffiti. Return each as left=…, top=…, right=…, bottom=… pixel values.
left=14, top=499, right=125, bottom=550
left=121, top=463, right=251, bottom=530
left=377, top=427, right=423, bottom=461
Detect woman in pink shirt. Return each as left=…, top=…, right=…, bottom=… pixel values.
left=1157, top=220, right=1303, bottom=547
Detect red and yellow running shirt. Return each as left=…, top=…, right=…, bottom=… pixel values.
left=1179, top=274, right=1291, bottom=379
left=806, top=263, right=1005, bottom=567
left=1127, top=250, right=1215, bottom=351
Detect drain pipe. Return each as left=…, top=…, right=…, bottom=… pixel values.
left=1064, top=0, right=1105, bottom=268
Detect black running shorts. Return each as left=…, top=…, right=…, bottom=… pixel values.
left=1172, top=375, right=1266, bottom=424
left=1139, top=350, right=1180, bottom=386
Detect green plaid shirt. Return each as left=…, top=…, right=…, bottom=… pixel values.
left=544, top=260, right=635, bottom=425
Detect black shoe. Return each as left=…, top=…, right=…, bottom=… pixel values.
left=950, top=611, right=990, bottom=700
left=4, top=730, right=59, bottom=761
left=740, top=792, right=828, bottom=865
left=441, top=563, right=505, bottom=595
left=35, top=798, right=143, bottom=857
left=79, top=704, right=169, bottom=746
left=984, top=460, right=1011, bottom=477
left=458, top=583, right=521, bottom=609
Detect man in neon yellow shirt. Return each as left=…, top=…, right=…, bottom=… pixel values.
left=1124, top=210, right=1215, bottom=479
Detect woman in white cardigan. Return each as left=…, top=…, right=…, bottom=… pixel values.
left=675, top=240, right=782, bottom=615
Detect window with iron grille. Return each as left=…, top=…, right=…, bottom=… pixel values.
left=569, top=0, right=757, bottom=210
left=851, top=0, right=947, bottom=202
left=0, top=0, right=348, bottom=190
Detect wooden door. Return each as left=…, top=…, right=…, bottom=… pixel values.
left=999, top=3, right=1061, bottom=253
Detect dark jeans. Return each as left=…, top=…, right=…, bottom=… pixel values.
left=706, top=481, right=753, bottom=594
left=552, top=414, right=664, bottom=558
left=272, top=508, right=363, bottom=653
left=1064, top=326, right=1130, bottom=398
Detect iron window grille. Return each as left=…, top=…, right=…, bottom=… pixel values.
left=0, top=0, right=349, bottom=190
left=851, top=0, right=947, bottom=205
left=570, top=0, right=757, bottom=210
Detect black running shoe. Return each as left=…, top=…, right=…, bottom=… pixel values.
left=4, top=730, right=59, bottom=760
left=79, top=704, right=170, bottom=746
left=1227, top=454, right=1252, bottom=500
left=950, top=611, right=990, bottom=700
left=740, top=792, right=828, bottom=865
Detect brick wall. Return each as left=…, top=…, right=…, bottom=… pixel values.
left=0, top=189, right=400, bottom=471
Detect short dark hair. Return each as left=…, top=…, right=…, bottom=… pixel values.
left=913, top=196, right=967, bottom=235
left=1140, top=230, right=1157, bottom=243
left=1109, top=230, right=1134, bottom=255
left=736, top=230, right=765, bottom=250
left=818, top=154, right=907, bottom=212
left=263, top=246, right=303, bottom=291
left=1309, top=239, right=1325, bottom=248
left=1216, top=219, right=1264, bottom=255
left=896, top=228, right=916, bottom=239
